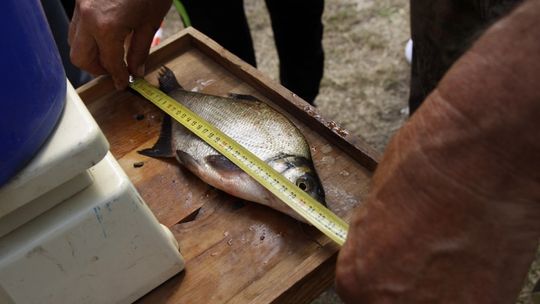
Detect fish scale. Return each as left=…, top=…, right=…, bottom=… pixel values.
left=173, top=91, right=310, bottom=162
left=131, top=67, right=347, bottom=245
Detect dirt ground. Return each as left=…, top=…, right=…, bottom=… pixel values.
left=161, top=1, right=539, bottom=303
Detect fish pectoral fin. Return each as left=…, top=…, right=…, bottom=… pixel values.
left=227, top=93, right=260, bottom=102
left=138, top=115, right=174, bottom=158
left=158, top=66, right=183, bottom=93
left=176, top=150, right=202, bottom=173
left=205, top=155, right=243, bottom=174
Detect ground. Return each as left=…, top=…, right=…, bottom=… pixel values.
left=161, top=0, right=539, bottom=302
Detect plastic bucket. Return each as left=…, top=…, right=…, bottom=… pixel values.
left=0, top=1, right=67, bottom=186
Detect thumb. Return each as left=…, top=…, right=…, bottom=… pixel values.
left=126, top=26, right=156, bottom=77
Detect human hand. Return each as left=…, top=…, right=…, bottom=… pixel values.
left=68, top=0, right=172, bottom=89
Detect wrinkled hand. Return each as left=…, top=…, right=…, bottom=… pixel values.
left=69, top=0, right=172, bottom=89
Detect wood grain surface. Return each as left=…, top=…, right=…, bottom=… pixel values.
left=78, top=28, right=379, bottom=304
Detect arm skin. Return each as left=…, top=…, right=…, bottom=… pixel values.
left=68, top=0, right=171, bottom=89
left=336, top=0, right=540, bottom=303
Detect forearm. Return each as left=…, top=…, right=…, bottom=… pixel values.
left=337, top=0, right=540, bottom=303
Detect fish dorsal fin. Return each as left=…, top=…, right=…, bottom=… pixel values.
left=138, top=115, right=174, bottom=158
left=158, top=66, right=183, bottom=93
left=227, top=93, right=261, bottom=102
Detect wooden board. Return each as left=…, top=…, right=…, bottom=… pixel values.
left=77, top=27, right=380, bottom=304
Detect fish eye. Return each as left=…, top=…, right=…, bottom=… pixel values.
left=296, top=176, right=313, bottom=192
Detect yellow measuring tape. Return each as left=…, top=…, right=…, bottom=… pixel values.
left=129, top=78, right=349, bottom=246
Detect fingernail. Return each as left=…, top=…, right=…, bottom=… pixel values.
left=136, top=64, right=145, bottom=77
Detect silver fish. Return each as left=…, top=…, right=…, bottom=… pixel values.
left=139, top=66, right=325, bottom=222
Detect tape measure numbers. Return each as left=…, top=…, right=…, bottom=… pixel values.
left=129, top=78, right=349, bottom=246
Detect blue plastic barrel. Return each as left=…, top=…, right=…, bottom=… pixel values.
left=0, top=1, right=66, bottom=186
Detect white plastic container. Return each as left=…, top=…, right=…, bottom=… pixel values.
left=0, top=82, right=184, bottom=303
left=0, top=153, right=184, bottom=304
left=0, top=83, right=108, bottom=235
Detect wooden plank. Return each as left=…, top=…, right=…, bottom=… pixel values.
left=78, top=27, right=378, bottom=304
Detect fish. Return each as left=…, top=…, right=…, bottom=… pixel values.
left=138, top=66, right=325, bottom=222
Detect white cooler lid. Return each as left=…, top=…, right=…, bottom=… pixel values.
left=0, top=81, right=109, bottom=219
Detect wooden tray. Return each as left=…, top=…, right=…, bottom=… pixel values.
left=77, top=27, right=380, bottom=304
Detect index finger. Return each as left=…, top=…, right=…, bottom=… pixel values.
left=97, top=35, right=130, bottom=90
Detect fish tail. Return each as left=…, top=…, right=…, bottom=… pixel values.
left=158, top=66, right=183, bottom=93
